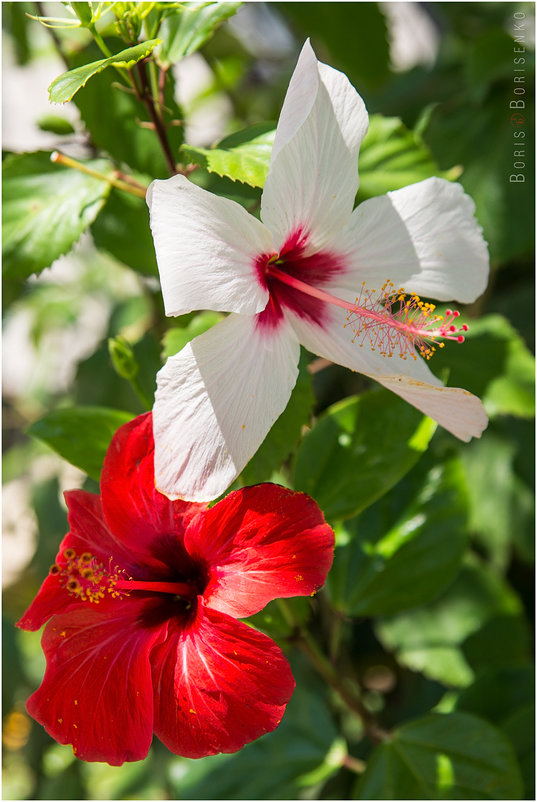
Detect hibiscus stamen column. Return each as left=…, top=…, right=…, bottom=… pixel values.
left=266, top=264, right=469, bottom=362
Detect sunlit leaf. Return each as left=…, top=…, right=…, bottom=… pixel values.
left=49, top=39, right=161, bottom=103
left=181, top=124, right=276, bottom=188
left=72, top=42, right=183, bottom=178
left=162, top=312, right=223, bottom=359
left=2, top=152, right=111, bottom=279
left=158, top=1, right=242, bottom=67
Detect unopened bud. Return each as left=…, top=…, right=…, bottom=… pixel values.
left=108, top=336, right=139, bottom=380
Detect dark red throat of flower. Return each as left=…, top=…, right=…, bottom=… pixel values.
left=51, top=549, right=198, bottom=604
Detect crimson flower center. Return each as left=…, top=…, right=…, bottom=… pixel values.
left=255, top=229, right=469, bottom=362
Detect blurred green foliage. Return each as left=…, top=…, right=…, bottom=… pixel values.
left=2, top=2, right=534, bottom=800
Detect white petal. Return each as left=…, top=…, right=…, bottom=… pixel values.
left=377, top=376, right=488, bottom=442
left=288, top=307, right=487, bottom=441
left=153, top=314, right=300, bottom=502
left=261, top=40, right=369, bottom=251
left=147, top=175, right=272, bottom=317
left=330, top=177, right=489, bottom=303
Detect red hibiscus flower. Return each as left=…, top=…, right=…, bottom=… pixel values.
left=16, top=413, right=334, bottom=766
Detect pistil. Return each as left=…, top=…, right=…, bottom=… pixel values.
left=114, top=579, right=196, bottom=598
left=51, top=549, right=197, bottom=604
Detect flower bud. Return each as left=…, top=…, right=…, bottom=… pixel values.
left=108, top=336, right=139, bottom=381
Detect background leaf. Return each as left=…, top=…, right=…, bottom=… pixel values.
left=277, top=2, right=390, bottom=92
left=91, top=187, right=157, bottom=276
left=326, top=456, right=468, bottom=616
left=376, top=559, right=524, bottom=688
left=431, top=315, right=535, bottom=420
left=355, top=711, right=523, bottom=800
left=2, top=152, right=111, bottom=280
left=27, top=407, right=134, bottom=481
left=293, top=388, right=436, bottom=521
left=357, top=114, right=458, bottom=201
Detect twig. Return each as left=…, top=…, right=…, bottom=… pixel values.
left=132, top=59, right=177, bottom=175
left=278, top=599, right=390, bottom=745
left=51, top=152, right=147, bottom=199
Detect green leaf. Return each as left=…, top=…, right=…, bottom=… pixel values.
left=459, top=431, right=531, bottom=570
left=168, top=670, right=344, bottom=799
left=326, top=457, right=468, bottom=616
left=355, top=711, right=523, bottom=800
left=246, top=597, right=312, bottom=641
left=27, top=407, right=134, bottom=481
left=91, top=187, right=157, bottom=276
left=158, top=1, right=242, bottom=67
left=462, top=615, right=532, bottom=675
left=432, top=315, right=535, bottom=420
left=421, top=51, right=535, bottom=263
left=376, top=560, right=523, bottom=688
left=293, top=388, right=436, bottom=521
left=181, top=123, right=276, bottom=188
left=455, top=666, right=535, bottom=800
left=37, top=114, right=76, bottom=135
left=2, top=152, right=111, bottom=280
left=357, top=115, right=458, bottom=201
left=241, top=355, right=315, bottom=485
left=2, top=2, right=32, bottom=65
left=502, top=705, right=535, bottom=800
left=49, top=39, right=161, bottom=103
left=455, top=665, right=534, bottom=726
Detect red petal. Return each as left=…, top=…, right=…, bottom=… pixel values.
left=26, top=598, right=166, bottom=765
left=100, top=413, right=206, bottom=570
left=151, top=604, right=295, bottom=757
left=17, top=492, right=123, bottom=631
left=185, top=484, right=334, bottom=617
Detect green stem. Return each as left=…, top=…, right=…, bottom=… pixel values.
left=89, top=25, right=113, bottom=58
left=129, top=374, right=153, bottom=411
left=278, top=599, right=390, bottom=745
left=51, top=152, right=147, bottom=199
